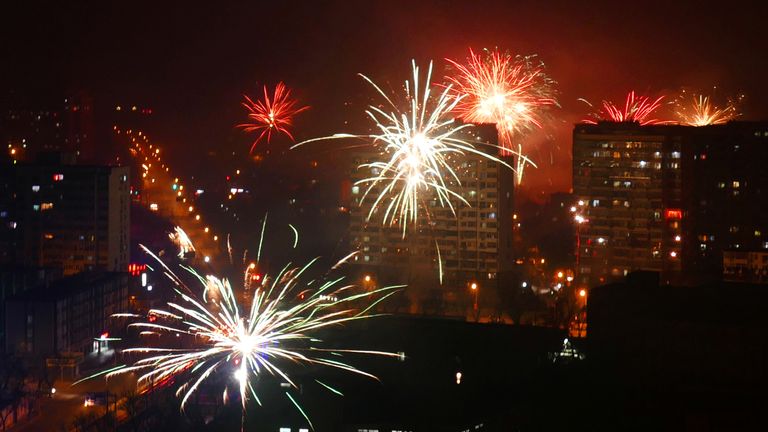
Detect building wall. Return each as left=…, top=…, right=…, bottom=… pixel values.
left=108, top=166, right=130, bottom=272
left=5, top=272, right=130, bottom=357
left=572, top=124, right=682, bottom=286
left=0, top=161, right=130, bottom=275
left=573, top=121, right=768, bottom=287
left=347, top=124, right=514, bottom=312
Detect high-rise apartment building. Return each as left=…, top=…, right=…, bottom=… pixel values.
left=0, top=153, right=130, bottom=275
left=573, top=121, right=768, bottom=286
left=348, top=124, right=514, bottom=313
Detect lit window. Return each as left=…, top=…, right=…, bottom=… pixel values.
left=756, top=230, right=762, bottom=237
left=671, top=151, right=681, bottom=159
left=351, top=186, right=360, bottom=195
left=717, top=182, right=725, bottom=189
left=32, top=204, right=40, bottom=211
left=364, top=255, right=370, bottom=262
left=32, top=185, right=40, bottom=192
left=52, top=174, right=64, bottom=181
left=592, top=200, right=600, bottom=207
left=41, top=203, right=53, bottom=211
left=732, top=181, right=740, bottom=188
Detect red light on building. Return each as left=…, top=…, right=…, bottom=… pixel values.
left=128, top=263, right=146, bottom=276
left=52, top=174, right=64, bottom=181
left=665, top=209, right=682, bottom=220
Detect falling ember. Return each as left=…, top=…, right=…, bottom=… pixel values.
left=168, top=226, right=195, bottom=259
left=584, top=91, right=669, bottom=125
left=80, top=227, right=402, bottom=426
left=293, top=60, right=517, bottom=234
left=238, top=82, right=309, bottom=153
left=674, top=90, right=743, bottom=126
left=445, top=48, right=556, bottom=184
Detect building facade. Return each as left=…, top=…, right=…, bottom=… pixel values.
left=0, top=155, right=130, bottom=275
left=573, top=121, right=768, bottom=286
left=5, top=272, right=131, bottom=359
left=348, top=124, right=515, bottom=314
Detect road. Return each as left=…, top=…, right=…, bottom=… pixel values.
left=16, top=373, right=134, bottom=432
left=129, top=132, right=223, bottom=267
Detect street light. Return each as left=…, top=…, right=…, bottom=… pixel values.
left=470, top=282, right=479, bottom=315
left=364, top=274, right=371, bottom=283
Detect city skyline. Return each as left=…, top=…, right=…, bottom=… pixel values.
left=3, top=1, right=768, bottom=197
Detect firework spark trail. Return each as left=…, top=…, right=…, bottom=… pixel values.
left=445, top=48, right=557, bottom=145
left=584, top=91, right=669, bottom=125
left=238, top=82, right=309, bottom=153
left=169, top=226, right=195, bottom=259
left=445, top=48, right=556, bottom=184
left=293, top=60, right=517, bottom=234
left=86, top=231, right=403, bottom=426
left=674, top=90, right=743, bottom=126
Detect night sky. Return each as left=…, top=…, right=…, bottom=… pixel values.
left=4, top=0, right=768, bottom=197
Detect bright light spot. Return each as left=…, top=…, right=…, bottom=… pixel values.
left=195, top=215, right=201, bottom=221
left=51, top=387, right=56, bottom=395
left=147, top=285, right=153, bottom=292
left=188, top=206, right=194, bottom=212
left=578, top=200, right=584, bottom=206
left=470, top=282, right=478, bottom=290
left=522, top=282, right=528, bottom=288
left=566, top=276, right=574, bottom=282
left=455, top=371, right=462, bottom=384
left=204, top=227, right=209, bottom=233
left=556, top=271, right=564, bottom=279
left=579, top=289, right=587, bottom=298
left=204, top=256, right=210, bottom=263
left=670, top=251, right=678, bottom=258
left=597, top=237, right=605, bottom=244
left=234, top=368, right=246, bottom=383
left=675, top=235, right=681, bottom=242
left=364, top=275, right=371, bottom=283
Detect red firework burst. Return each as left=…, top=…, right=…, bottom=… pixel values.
left=445, top=48, right=557, bottom=147
left=585, top=91, right=668, bottom=125
left=238, top=82, right=309, bottom=153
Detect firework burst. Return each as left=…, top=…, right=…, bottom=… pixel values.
left=238, top=82, right=309, bottom=153
left=84, top=230, right=402, bottom=427
left=674, top=90, right=743, bottom=126
left=294, top=60, right=517, bottom=234
left=445, top=48, right=556, bottom=184
left=168, top=226, right=195, bottom=259
left=584, top=91, right=668, bottom=125
left=445, top=48, right=557, bottom=144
